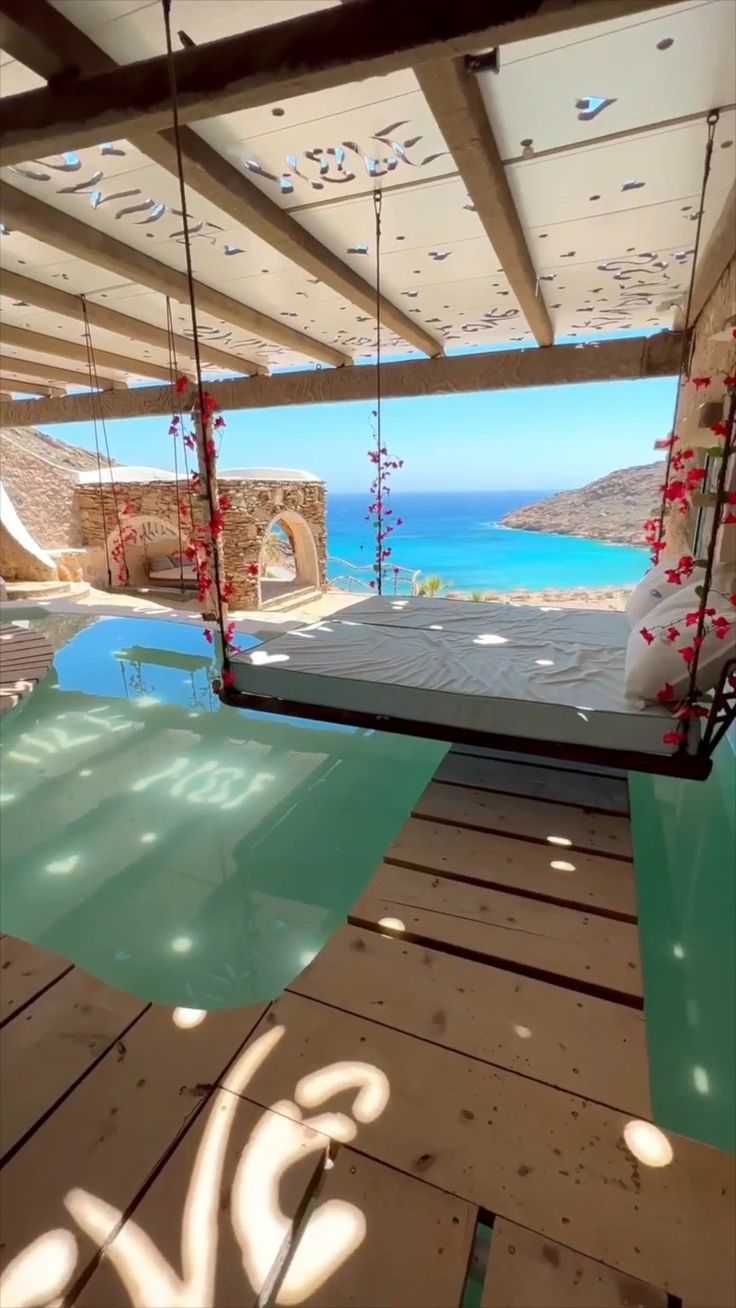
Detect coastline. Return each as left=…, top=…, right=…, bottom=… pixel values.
left=446, top=586, right=629, bottom=611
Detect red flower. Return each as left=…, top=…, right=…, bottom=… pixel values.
left=656, top=682, right=675, bottom=703
left=690, top=377, right=711, bottom=390
left=214, top=415, right=225, bottom=429
left=666, top=625, right=680, bottom=643
left=203, top=628, right=213, bottom=644
left=724, top=374, right=736, bottom=387
left=713, top=616, right=732, bottom=639
left=726, top=493, right=736, bottom=504
left=678, top=645, right=695, bottom=663
left=175, top=375, right=188, bottom=395
left=725, top=512, right=736, bottom=524
left=368, top=579, right=376, bottom=588
left=654, top=433, right=676, bottom=449
left=663, top=730, right=687, bottom=745
left=711, top=421, right=729, bottom=438
left=730, top=594, right=736, bottom=607
left=219, top=493, right=231, bottom=511
left=221, top=669, right=235, bottom=688
left=121, top=499, right=136, bottom=516
left=247, top=562, right=259, bottom=577
left=664, top=569, right=682, bottom=585
left=640, top=627, right=655, bottom=645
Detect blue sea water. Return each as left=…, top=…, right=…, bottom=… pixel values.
left=326, top=490, right=648, bottom=592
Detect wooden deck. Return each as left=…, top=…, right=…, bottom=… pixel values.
left=0, top=622, right=53, bottom=713
left=1, top=747, right=734, bottom=1308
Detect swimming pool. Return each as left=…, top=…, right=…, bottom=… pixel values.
left=0, top=611, right=448, bottom=1009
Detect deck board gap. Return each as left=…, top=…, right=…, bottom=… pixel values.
left=410, top=810, right=635, bottom=864
left=347, top=914, right=643, bottom=1010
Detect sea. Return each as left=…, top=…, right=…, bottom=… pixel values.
left=326, top=490, right=648, bottom=593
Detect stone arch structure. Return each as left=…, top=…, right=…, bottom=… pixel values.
left=258, top=508, right=320, bottom=605
left=104, top=514, right=183, bottom=588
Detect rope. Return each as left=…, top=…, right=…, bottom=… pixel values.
left=161, top=0, right=228, bottom=657
left=373, top=188, right=384, bottom=596
left=164, top=297, right=188, bottom=591
left=80, top=298, right=129, bottom=586
left=80, top=298, right=116, bottom=587
left=655, top=110, right=720, bottom=544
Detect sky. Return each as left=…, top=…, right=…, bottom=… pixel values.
left=47, top=373, right=677, bottom=494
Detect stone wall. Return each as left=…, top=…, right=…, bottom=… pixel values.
left=665, top=255, right=736, bottom=557
left=0, top=429, right=83, bottom=549
left=76, top=474, right=326, bottom=607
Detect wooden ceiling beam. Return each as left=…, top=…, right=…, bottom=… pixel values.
left=0, top=352, right=121, bottom=390
left=0, top=333, right=683, bottom=427
left=688, top=182, right=736, bottom=327
left=0, top=0, right=440, bottom=360
left=415, top=57, right=553, bottom=347
left=0, top=269, right=258, bottom=376
left=1, top=323, right=177, bottom=383
left=0, top=184, right=348, bottom=367
left=0, top=375, right=62, bottom=396
left=0, top=0, right=677, bottom=162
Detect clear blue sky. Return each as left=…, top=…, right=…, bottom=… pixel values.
left=48, top=374, right=677, bottom=493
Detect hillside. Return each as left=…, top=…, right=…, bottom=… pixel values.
left=1, top=425, right=115, bottom=472
left=500, top=461, right=663, bottom=546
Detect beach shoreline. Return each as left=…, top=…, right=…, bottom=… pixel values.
left=445, top=586, right=629, bottom=611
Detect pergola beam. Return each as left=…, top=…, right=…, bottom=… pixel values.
left=0, top=333, right=683, bottom=427
left=0, top=353, right=121, bottom=390
left=415, top=57, right=553, bottom=348
left=0, top=269, right=258, bottom=376
left=0, top=0, right=677, bottom=164
left=0, top=0, right=439, bottom=360
left=1, top=323, right=176, bottom=384
left=688, top=182, right=736, bottom=327
left=0, top=375, right=62, bottom=397
left=0, top=184, right=348, bottom=368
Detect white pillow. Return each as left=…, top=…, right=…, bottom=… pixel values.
left=625, top=572, right=736, bottom=706
left=625, top=557, right=682, bottom=628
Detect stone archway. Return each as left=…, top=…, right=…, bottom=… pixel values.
left=104, top=514, right=183, bottom=588
left=258, top=510, right=320, bottom=605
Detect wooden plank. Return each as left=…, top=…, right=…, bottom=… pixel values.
left=296, top=1146, right=476, bottom=1307
left=436, top=751, right=630, bottom=814
left=482, top=1219, right=668, bottom=1308
left=352, top=864, right=642, bottom=1001
left=0, top=0, right=677, bottom=160
left=290, top=925, right=651, bottom=1115
left=388, top=819, right=637, bottom=920
left=239, top=994, right=736, bottom=1308
left=416, top=55, right=552, bottom=346
left=0, top=333, right=684, bottom=427
left=0, top=187, right=346, bottom=368
left=0, top=376, right=60, bottom=396
left=74, top=1092, right=324, bottom=1308
left=0, top=937, right=72, bottom=1026
left=0, top=968, right=148, bottom=1159
left=0, top=1001, right=267, bottom=1292
left=414, top=782, right=633, bottom=859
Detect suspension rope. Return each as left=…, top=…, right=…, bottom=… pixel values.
left=164, top=297, right=188, bottom=592
left=161, top=0, right=229, bottom=658
left=80, top=298, right=130, bottom=586
left=655, top=110, right=720, bottom=545
left=373, top=188, right=384, bottom=596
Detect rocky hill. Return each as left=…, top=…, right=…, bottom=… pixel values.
left=500, top=461, right=663, bottom=546
left=1, top=425, right=115, bottom=472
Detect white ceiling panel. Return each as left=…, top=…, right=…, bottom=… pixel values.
left=482, top=1, right=732, bottom=158
left=494, top=0, right=701, bottom=65
left=508, top=113, right=735, bottom=230
left=50, top=0, right=337, bottom=62
left=0, top=56, right=45, bottom=96
left=0, top=227, right=132, bottom=295
left=199, top=90, right=454, bottom=211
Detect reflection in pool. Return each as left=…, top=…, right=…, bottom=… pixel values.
left=0, top=613, right=448, bottom=1008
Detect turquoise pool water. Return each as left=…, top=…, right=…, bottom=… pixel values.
left=0, top=612, right=448, bottom=1009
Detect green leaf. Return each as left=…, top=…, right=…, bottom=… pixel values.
left=705, top=446, right=724, bottom=458
left=695, top=584, right=705, bottom=598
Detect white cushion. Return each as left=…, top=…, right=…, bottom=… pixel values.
left=625, top=558, right=682, bottom=628
left=625, top=570, right=736, bottom=705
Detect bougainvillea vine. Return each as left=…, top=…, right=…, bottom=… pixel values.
left=366, top=410, right=404, bottom=594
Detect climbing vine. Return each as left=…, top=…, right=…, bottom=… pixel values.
left=366, top=410, right=404, bottom=594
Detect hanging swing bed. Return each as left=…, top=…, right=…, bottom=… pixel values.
left=142, top=17, right=735, bottom=783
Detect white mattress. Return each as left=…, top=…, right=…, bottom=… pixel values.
left=230, top=597, right=688, bottom=757
left=148, top=565, right=196, bottom=582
